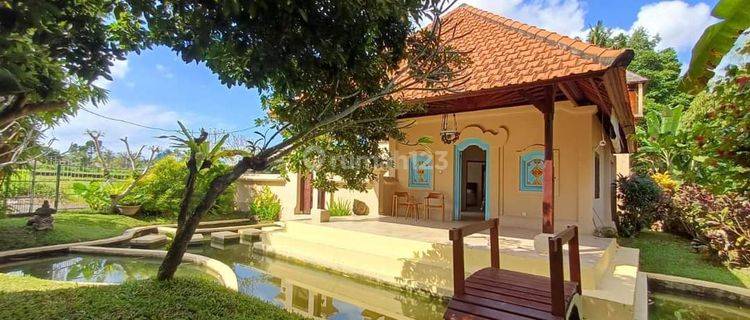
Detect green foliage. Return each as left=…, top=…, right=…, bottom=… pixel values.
left=682, top=65, right=750, bottom=195
left=682, top=0, right=750, bottom=93
left=630, top=64, right=750, bottom=196
left=136, top=1, right=464, bottom=192
left=616, top=174, right=666, bottom=237
left=129, top=156, right=236, bottom=216
left=633, top=104, right=692, bottom=175
left=249, top=186, right=281, bottom=221
left=0, top=275, right=306, bottom=320
left=590, top=26, right=693, bottom=110
left=327, top=198, right=352, bottom=217
left=0, top=0, right=147, bottom=124
left=3, top=169, right=56, bottom=198
left=71, top=182, right=110, bottom=212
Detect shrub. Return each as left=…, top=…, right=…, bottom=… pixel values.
left=250, top=186, right=281, bottom=221
left=665, top=183, right=750, bottom=267
left=328, top=198, right=352, bottom=216
left=703, top=195, right=750, bottom=267
left=651, top=172, right=678, bottom=192
left=662, top=184, right=713, bottom=238
left=616, top=174, right=665, bottom=237
left=129, top=156, right=236, bottom=217
left=71, top=181, right=110, bottom=212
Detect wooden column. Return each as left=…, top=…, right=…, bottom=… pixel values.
left=528, top=86, right=556, bottom=234
left=542, top=102, right=555, bottom=234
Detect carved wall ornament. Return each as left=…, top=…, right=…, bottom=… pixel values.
left=460, top=124, right=499, bottom=136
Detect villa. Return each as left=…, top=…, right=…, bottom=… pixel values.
left=236, top=5, right=648, bottom=320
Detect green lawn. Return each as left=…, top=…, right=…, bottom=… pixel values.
left=0, top=212, right=159, bottom=251
left=619, top=231, right=750, bottom=288
left=0, top=274, right=305, bottom=320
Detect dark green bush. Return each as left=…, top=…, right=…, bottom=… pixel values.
left=616, top=174, right=665, bottom=237
left=249, top=186, right=281, bottom=221
left=129, top=156, right=236, bottom=217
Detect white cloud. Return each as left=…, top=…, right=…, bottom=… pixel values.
left=110, top=59, right=129, bottom=79
left=93, top=59, right=129, bottom=89
left=51, top=100, right=189, bottom=152
left=631, top=1, right=717, bottom=51
left=462, top=0, right=586, bottom=38
left=155, top=64, right=175, bottom=79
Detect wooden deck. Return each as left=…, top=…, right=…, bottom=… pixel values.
left=445, top=219, right=582, bottom=320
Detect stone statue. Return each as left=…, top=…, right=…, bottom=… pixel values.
left=26, top=200, right=57, bottom=231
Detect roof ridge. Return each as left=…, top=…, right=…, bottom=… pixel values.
left=454, top=4, right=633, bottom=68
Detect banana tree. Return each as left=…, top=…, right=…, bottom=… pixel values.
left=681, top=0, right=750, bottom=93
left=634, top=105, right=691, bottom=175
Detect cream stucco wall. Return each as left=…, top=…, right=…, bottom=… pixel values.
left=236, top=173, right=300, bottom=219
left=238, top=173, right=382, bottom=221
left=389, top=102, right=610, bottom=234
left=235, top=102, right=625, bottom=234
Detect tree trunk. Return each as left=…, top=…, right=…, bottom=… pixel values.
left=156, top=157, right=253, bottom=280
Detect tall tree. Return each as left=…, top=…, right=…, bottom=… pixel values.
left=0, top=0, right=147, bottom=176
left=140, top=0, right=468, bottom=280
left=586, top=23, right=696, bottom=178
left=586, top=24, right=692, bottom=110
left=0, top=0, right=146, bottom=124
left=586, top=21, right=613, bottom=47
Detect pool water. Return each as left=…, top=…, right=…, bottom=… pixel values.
left=0, top=254, right=214, bottom=284
left=188, top=243, right=448, bottom=320
left=649, top=292, right=750, bottom=320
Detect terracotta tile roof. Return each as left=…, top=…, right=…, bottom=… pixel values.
left=398, top=4, right=633, bottom=102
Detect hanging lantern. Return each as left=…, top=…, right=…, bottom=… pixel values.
left=440, top=113, right=460, bottom=144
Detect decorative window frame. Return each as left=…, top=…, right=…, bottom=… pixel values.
left=517, top=145, right=560, bottom=194
left=408, top=152, right=433, bottom=190
left=519, top=150, right=545, bottom=192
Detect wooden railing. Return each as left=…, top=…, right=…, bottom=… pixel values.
left=448, top=218, right=499, bottom=295
left=548, top=225, right=582, bottom=317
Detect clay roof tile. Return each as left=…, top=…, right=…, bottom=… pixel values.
left=398, top=4, right=633, bottom=102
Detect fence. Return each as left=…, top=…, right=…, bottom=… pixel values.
left=2, top=159, right=132, bottom=215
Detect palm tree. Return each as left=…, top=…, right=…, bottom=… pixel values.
left=587, top=21, right=612, bottom=47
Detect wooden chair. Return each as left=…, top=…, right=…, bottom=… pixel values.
left=424, top=192, right=446, bottom=221
left=392, top=192, right=419, bottom=219
left=444, top=220, right=582, bottom=320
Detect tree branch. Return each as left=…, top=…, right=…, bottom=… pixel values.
left=0, top=95, right=68, bottom=127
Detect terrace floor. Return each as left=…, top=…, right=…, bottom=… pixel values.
left=297, top=215, right=613, bottom=265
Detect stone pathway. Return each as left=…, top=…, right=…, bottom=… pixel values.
left=211, top=231, right=240, bottom=244
left=129, top=234, right=168, bottom=248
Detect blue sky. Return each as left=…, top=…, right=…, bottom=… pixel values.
left=50, top=0, right=721, bottom=151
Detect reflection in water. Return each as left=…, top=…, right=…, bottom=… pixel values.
left=190, top=243, right=445, bottom=320
left=0, top=254, right=212, bottom=284
left=650, top=292, right=750, bottom=320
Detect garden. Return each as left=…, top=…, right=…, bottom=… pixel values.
left=612, top=62, right=750, bottom=288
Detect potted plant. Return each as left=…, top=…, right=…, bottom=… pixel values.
left=117, top=193, right=143, bottom=216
